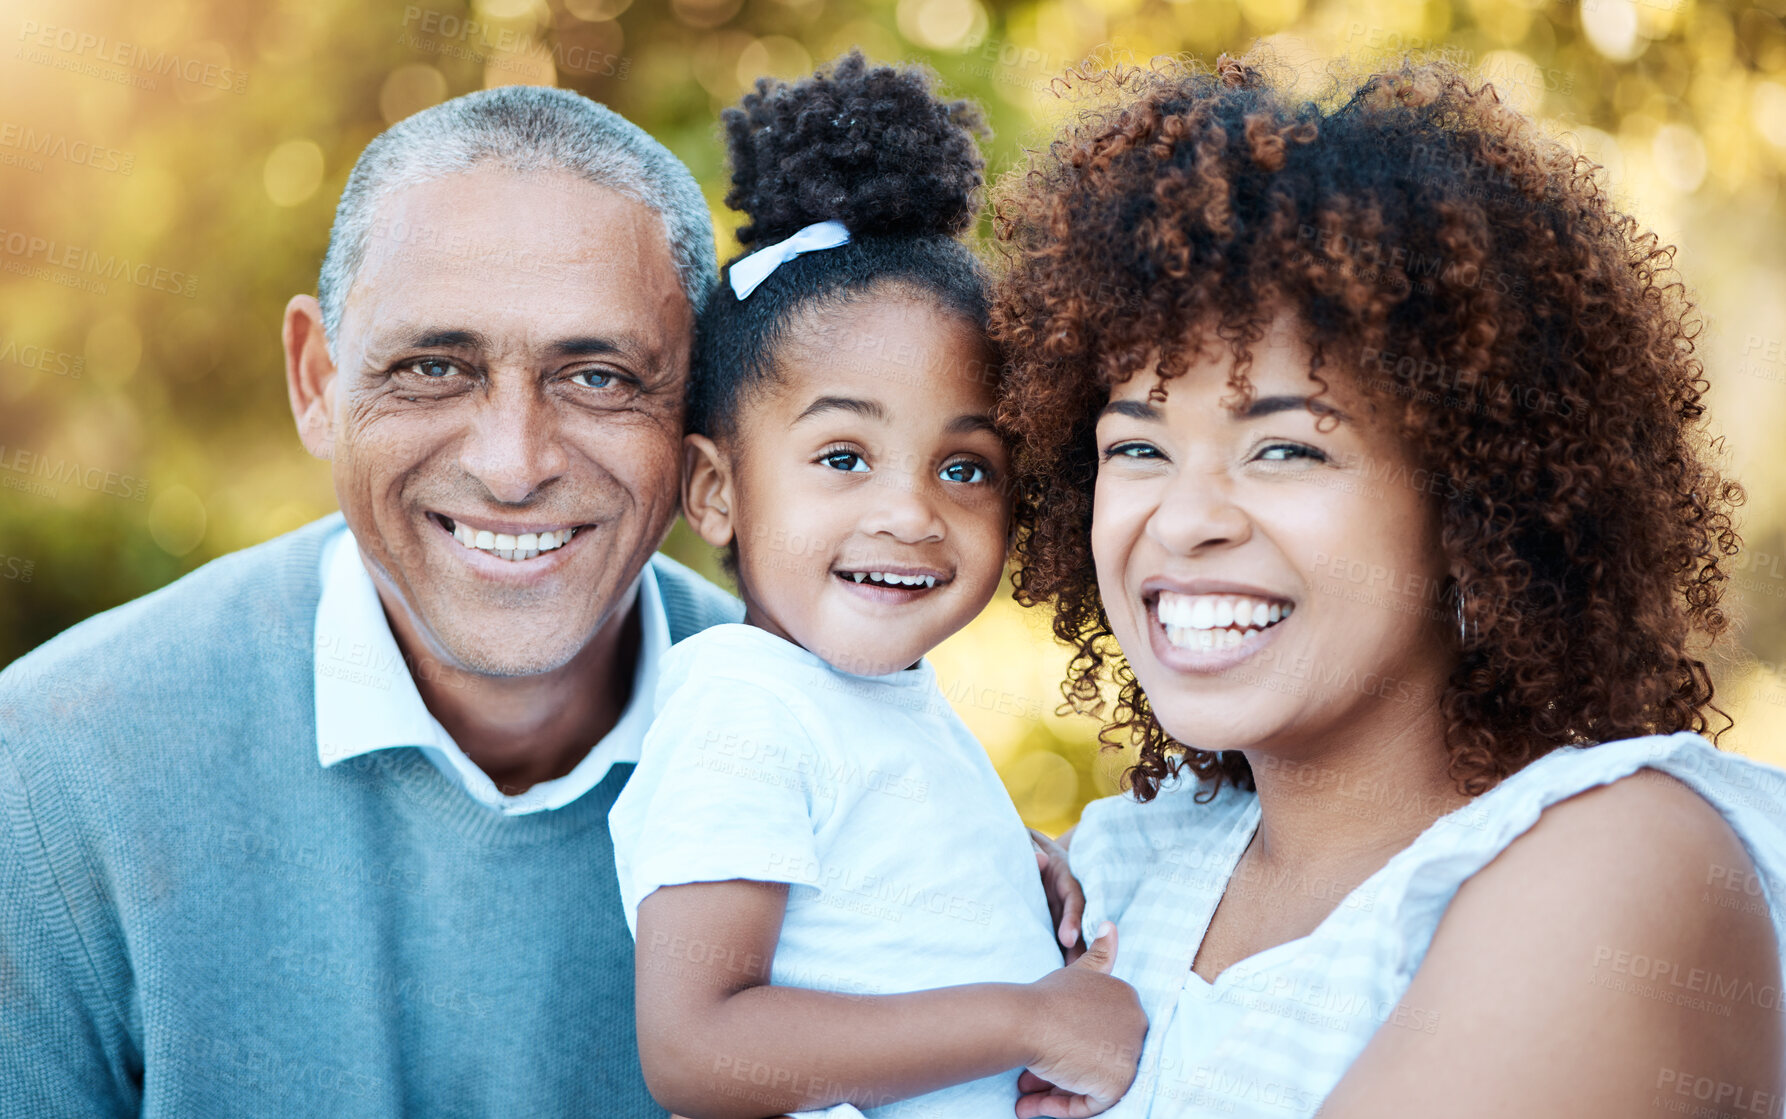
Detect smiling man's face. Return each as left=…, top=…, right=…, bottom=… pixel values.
left=299, top=166, right=692, bottom=677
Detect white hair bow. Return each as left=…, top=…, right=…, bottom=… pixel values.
left=727, top=219, right=852, bottom=300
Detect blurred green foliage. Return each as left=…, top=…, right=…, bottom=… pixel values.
left=4, top=0, right=1786, bottom=826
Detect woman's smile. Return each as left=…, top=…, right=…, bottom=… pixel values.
left=1144, top=583, right=1297, bottom=673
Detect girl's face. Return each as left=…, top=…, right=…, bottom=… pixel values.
left=1090, top=314, right=1457, bottom=759
left=692, top=294, right=1011, bottom=676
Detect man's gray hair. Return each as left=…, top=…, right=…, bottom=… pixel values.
left=317, top=85, right=716, bottom=354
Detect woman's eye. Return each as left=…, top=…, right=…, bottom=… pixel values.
left=404, top=358, right=459, bottom=379
left=940, top=460, right=988, bottom=484
left=1255, top=442, right=1328, bottom=463
left=821, top=451, right=869, bottom=473
left=1103, top=441, right=1162, bottom=461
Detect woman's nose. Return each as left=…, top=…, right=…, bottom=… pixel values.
left=1145, top=471, right=1251, bottom=556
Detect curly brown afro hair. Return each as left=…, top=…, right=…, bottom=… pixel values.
left=991, top=55, right=1743, bottom=802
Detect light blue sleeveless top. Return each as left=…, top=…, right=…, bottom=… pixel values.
left=1070, top=732, right=1786, bottom=1117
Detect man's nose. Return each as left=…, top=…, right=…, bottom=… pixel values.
left=1145, top=470, right=1252, bottom=555
left=457, top=376, right=569, bottom=504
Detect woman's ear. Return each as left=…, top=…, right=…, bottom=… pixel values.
left=682, top=434, right=736, bottom=548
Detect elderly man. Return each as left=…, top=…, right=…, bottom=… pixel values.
left=0, top=87, right=738, bottom=1116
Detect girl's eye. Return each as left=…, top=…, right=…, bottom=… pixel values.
left=1102, top=441, right=1163, bottom=461
left=1255, top=442, right=1328, bottom=464
left=821, top=450, right=869, bottom=473
left=940, top=460, right=988, bottom=484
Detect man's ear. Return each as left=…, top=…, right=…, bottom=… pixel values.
left=682, top=434, right=736, bottom=549
left=284, top=294, right=338, bottom=461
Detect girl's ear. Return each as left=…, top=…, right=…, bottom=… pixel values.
left=682, top=434, right=736, bottom=549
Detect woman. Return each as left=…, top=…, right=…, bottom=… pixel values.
left=993, top=56, right=1786, bottom=1117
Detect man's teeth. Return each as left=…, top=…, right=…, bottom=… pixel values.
left=845, top=571, right=938, bottom=589
left=449, top=520, right=577, bottom=561
left=1155, top=592, right=1293, bottom=651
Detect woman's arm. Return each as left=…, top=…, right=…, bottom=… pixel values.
left=1320, top=771, right=1784, bottom=1117
left=635, top=879, right=1145, bottom=1119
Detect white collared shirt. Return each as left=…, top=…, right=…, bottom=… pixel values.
left=313, top=523, right=668, bottom=814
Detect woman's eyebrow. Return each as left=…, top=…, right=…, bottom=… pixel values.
left=1240, top=394, right=1351, bottom=422
left=1098, top=399, right=1160, bottom=421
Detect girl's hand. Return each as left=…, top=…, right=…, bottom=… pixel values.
left=1015, top=923, right=1146, bottom=1118
left=1029, top=829, right=1086, bottom=957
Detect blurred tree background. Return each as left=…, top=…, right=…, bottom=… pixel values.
left=3, top=0, right=1785, bottom=831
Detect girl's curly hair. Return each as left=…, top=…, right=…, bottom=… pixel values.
left=991, top=54, right=1743, bottom=802
left=689, top=50, right=993, bottom=441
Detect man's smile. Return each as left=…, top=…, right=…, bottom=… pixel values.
left=427, top=512, right=598, bottom=564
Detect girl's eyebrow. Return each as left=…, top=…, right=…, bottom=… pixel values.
left=944, top=413, right=998, bottom=436
left=793, top=395, right=886, bottom=424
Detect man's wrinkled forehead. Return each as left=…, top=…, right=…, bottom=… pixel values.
left=341, top=167, right=692, bottom=362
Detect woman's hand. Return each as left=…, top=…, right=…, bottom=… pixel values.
left=1015, top=923, right=1147, bottom=1118
left=1030, top=828, right=1085, bottom=959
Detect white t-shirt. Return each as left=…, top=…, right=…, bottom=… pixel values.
left=610, top=623, right=1065, bottom=1119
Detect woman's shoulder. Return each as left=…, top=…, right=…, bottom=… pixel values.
left=1391, top=732, right=1786, bottom=970
left=1319, top=739, right=1786, bottom=1117
left=1480, top=733, right=1786, bottom=942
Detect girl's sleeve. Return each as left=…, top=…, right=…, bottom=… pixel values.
left=610, top=676, right=827, bottom=937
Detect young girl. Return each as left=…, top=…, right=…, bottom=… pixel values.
left=607, top=53, right=1146, bottom=1119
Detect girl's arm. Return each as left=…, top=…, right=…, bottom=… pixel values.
left=1318, top=772, right=1783, bottom=1117
left=635, top=879, right=1145, bottom=1119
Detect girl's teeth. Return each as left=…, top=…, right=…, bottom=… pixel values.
left=846, top=571, right=939, bottom=589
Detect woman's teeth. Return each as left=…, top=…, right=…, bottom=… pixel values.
left=843, top=571, right=939, bottom=589
left=448, top=520, right=577, bottom=562
left=1155, top=591, right=1293, bottom=651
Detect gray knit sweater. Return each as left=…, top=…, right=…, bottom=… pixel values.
left=0, top=513, right=741, bottom=1117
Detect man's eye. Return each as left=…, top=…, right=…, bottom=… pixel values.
left=405, top=358, right=459, bottom=379
left=571, top=368, right=615, bottom=389
left=821, top=451, right=869, bottom=473
left=940, top=460, right=988, bottom=484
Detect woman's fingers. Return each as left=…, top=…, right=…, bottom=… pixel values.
left=1055, top=863, right=1085, bottom=949
left=1031, top=834, right=1088, bottom=951
left=1016, top=1088, right=1109, bottom=1118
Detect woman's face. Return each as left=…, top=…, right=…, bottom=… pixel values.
left=1091, top=314, right=1457, bottom=759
